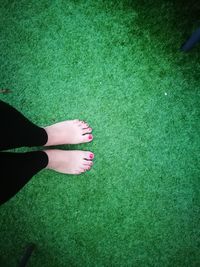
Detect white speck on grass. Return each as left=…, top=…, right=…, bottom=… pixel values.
left=165, top=92, right=167, bottom=96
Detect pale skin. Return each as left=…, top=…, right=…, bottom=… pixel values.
left=43, top=120, right=94, bottom=175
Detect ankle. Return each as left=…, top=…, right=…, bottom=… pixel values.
left=43, top=150, right=57, bottom=169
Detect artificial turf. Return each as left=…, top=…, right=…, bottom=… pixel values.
left=0, top=0, right=200, bottom=266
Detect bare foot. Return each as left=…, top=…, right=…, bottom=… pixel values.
left=44, top=120, right=93, bottom=146
left=44, top=150, right=94, bottom=175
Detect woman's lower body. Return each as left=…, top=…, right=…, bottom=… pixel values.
left=0, top=100, right=94, bottom=205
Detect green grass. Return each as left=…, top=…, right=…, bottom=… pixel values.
left=0, top=0, right=200, bottom=266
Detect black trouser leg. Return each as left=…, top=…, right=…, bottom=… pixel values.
left=0, top=100, right=48, bottom=150
left=0, top=100, right=49, bottom=205
left=0, top=151, right=48, bottom=205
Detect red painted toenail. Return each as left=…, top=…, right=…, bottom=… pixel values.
left=90, top=154, right=94, bottom=159
left=89, top=135, right=93, bottom=140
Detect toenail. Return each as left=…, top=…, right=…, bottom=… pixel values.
left=90, top=154, right=94, bottom=159
left=89, top=135, right=93, bottom=140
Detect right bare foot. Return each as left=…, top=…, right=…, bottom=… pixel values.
left=44, top=150, right=94, bottom=175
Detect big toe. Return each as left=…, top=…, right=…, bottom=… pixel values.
left=82, top=151, right=94, bottom=160
left=81, top=134, right=93, bottom=143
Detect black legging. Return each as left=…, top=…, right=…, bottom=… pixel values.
left=0, top=100, right=49, bottom=205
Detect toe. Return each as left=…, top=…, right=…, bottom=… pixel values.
left=83, top=160, right=93, bottom=166
left=83, top=151, right=94, bottom=160
left=82, top=128, right=92, bottom=135
left=82, top=134, right=93, bottom=143
left=80, top=168, right=86, bottom=173
left=81, top=121, right=89, bottom=129
left=83, top=165, right=91, bottom=172
left=74, top=120, right=85, bottom=127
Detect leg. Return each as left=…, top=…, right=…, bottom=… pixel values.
left=0, top=100, right=95, bottom=205
left=0, top=100, right=48, bottom=150
left=0, top=151, right=48, bottom=205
